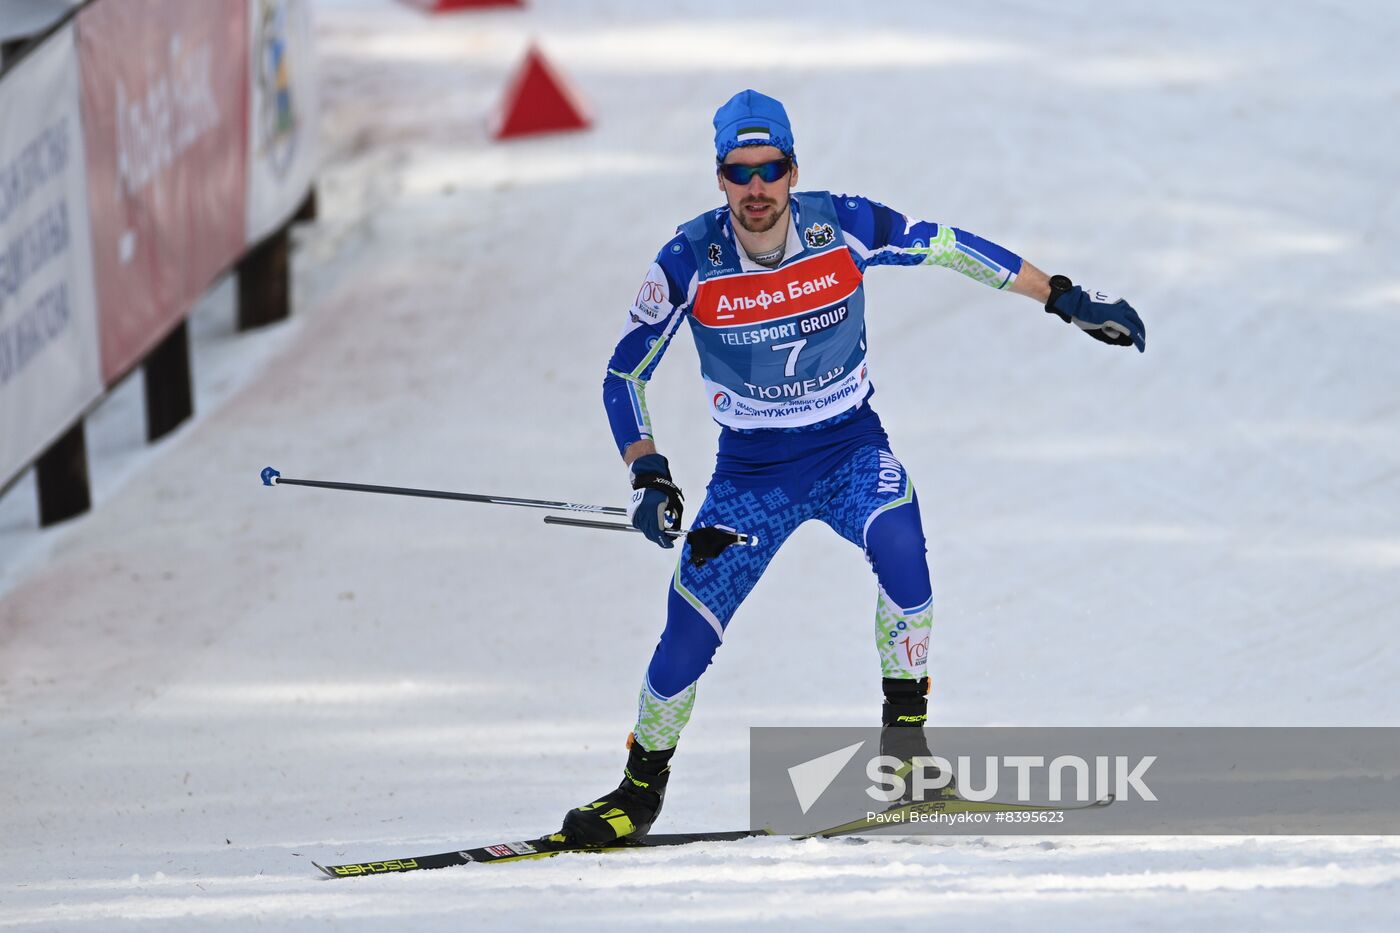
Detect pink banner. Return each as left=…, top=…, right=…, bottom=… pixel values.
left=77, top=0, right=248, bottom=383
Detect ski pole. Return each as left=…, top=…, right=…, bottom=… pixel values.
left=541, top=514, right=760, bottom=547
left=260, top=467, right=759, bottom=562
left=543, top=515, right=759, bottom=566
left=259, top=467, right=625, bottom=516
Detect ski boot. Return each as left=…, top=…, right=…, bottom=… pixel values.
left=880, top=676, right=956, bottom=805
left=559, top=735, right=674, bottom=845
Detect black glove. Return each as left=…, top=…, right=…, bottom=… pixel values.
left=627, top=454, right=684, bottom=548
left=1046, top=274, right=1146, bottom=353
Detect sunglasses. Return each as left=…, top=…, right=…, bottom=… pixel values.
left=718, top=157, right=793, bottom=185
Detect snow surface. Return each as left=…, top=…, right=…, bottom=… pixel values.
left=3, top=0, right=1400, bottom=928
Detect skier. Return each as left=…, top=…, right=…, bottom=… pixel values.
left=560, top=90, right=1145, bottom=844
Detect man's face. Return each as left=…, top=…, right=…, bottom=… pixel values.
left=717, top=144, right=798, bottom=234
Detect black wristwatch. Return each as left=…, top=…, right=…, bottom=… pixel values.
left=1045, top=274, right=1075, bottom=320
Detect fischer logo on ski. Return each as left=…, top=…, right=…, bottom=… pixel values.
left=314, top=831, right=763, bottom=878
left=321, top=858, right=420, bottom=876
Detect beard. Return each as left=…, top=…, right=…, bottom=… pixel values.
left=734, top=195, right=787, bottom=234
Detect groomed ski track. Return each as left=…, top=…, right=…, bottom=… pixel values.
left=3, top=1, right=1399, bottom=929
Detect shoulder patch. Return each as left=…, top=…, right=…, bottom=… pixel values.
left=630, top=262, right=671, bottom=323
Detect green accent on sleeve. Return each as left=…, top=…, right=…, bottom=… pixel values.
left=633, top=381, right=653, bottom=439
left=609, top=368, right=654, bottom=439
left=906, top=226, right=1010, bottom=290
left=625, top=328, right=675, bottom=381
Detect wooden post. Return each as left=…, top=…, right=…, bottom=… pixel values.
left=237, top=227, right=290, bottom=331
left=36, top=421, right=92, bottom=526
left=143, top=319, right=193, bottom=442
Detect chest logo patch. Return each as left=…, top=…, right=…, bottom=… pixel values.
left=804, top=223, right=835, bottom=249
left=708, top=243, right=724, bottom=266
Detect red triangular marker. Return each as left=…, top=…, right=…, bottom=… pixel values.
left=494, top=45, right=590, bottom=140
left=399, top=0, right=523, bottom=12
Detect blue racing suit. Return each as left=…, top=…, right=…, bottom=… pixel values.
left=602, top=191, right=1023, bottom=750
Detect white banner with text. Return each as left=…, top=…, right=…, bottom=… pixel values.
left=0, top=24, right=102, bottom=486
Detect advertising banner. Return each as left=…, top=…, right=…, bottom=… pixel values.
left=76, top=0, right=249, bottom=384
left=0, top=23, right=102, bottom=488
left=245, top=0, right=317, bottom=246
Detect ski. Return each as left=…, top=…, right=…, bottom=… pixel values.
left=314, top=829, right=765, bottom=878
left=802, top=793, right=1116, bottom=839
left=315, top=796, right=1115, bottom=877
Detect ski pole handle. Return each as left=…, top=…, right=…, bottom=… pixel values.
left=260, top=467, right=626, bottom=516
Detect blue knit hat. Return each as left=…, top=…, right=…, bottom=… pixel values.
left=713, top=89, right=795, bottom=162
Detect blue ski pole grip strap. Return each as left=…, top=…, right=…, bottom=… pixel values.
left=261, top=467, right=281, bottom=486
